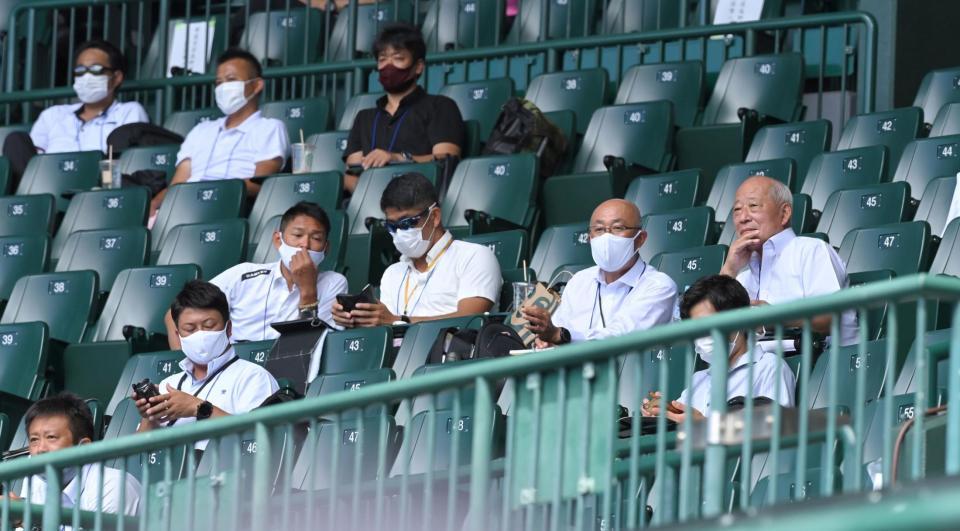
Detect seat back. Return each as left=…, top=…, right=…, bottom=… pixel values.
left=233, top=340, right=275, bottom=367
left=617, top=345, right=690, bottom=416
left=306, top=130, right=350, bottom=173
left=326, top=3, right=413, bottom=61
left=161, top=108, right=224, bottom=138
left=930, top=102, right=960, bottom=137
left=247, top=172, right=342, bottom=246
left=390, top=406, right=500, bottom=477
left=542, top=172, right=614, bottom=226
left=0, top=194, right=55, bottom=237
left=117, top=145, right=180, bottom=183
left=0, top=234, right=48, bottom=302
left=292, top=414, right=399, bottom=490
left=708, top=159, right=794, bottom=220
left=836, top=221, right=931, bottom=277
left=601, top=0, right=682, bottom=34
left=614, top=61, right=704, bottom=128
left=320, top=327, right=390, bottom=375
left=639, top=206, right=714, bottom=262
left=106, top=350, right=186, bottom=416
left=572, top=101, right=674, bottom=173
left=17, top=151, right=102, bottom=212
left=808, top=339, right=889, bottom=410
left=506, top=0, right=594, bottom=42
left=815, top=182, right=909, bottom=245
left=525, top=69, right=609, bottom=135
left=439, top=78, right=515, bottom=141
left=0, top=321, right=48, bottom=400
left=51, top=187, right=149, bottom=263
left=337, top=93, right=383, bottom=131
left=648, top=245, right=728, bottom=294
left=892, top=134, right=960, bottom=203
left=529, top=223, right=592, bottom=281
left=240, top=8, right=325, bottom=66
left=347, top=163, right=439, bottom=235
left=104, top=398, right=188, bottom=484
left=701, top=53, right=804, bottom=125
left=461, top=229, right=528, bottom=271
left=912, top=66, right=960, bottom=128
left=442, top=153, right=538, bottom=232
left=156, top=219, right=247, bottom=279
left=392, top=316, right=487, bottom=381
left=746, top=119, right=832, bottom=183
left=55, top=227, right=149, bottom=293
left=800, top=146, right=887, bottom=214
left=0, top=270, right=98, bottom=343
left=151, top=179, right=245, bottom=253
left=422, top=0, right=499, bottom=52
left=914, top=176, right=956, bottom=238
left=929, top=218, right=960, bottom=277
left=261, top=97, right=333, bottom=141
left=306, top=368, right=394, bottom=398
left=836, top=108, right=922, bottom=177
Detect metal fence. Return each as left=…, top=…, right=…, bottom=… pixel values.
left=0, top=274, right=958, bottom=531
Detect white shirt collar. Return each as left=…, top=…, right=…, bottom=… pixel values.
left=216, top=110, right=263, bottom=134
left=749, top=227, right=796, bottom=272
left=595, top=256, right=647, bottom=289
left=177, top=347, right=238, bottom=385
left=401, top=230, right=454, bottom=268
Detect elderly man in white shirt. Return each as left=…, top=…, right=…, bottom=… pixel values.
left=331, top=172, right=502, bottom=327
left=642, top=275, right=796, bottom=422
left=149, top=48, right=289, bottom=218
left=719, top=175, right=858, bottom=346
left=523, top=199, right=677, bottom=345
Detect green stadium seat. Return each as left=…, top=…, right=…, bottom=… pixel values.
left=0, top=234, right=48, bottom=305
left=104, top=398, right=188, bottom=484
left=617, top=345, right=691, bottom=417
left=913, top=66, right=960, bottom=130
left=117, top=145, right=180, bottom=183
left=326, top=2, right=413, bottom=61
left=233, top=340, right=274, bottom=367
left=63, top=340, right=133, bottom=410
left=0, top=156, right=9, bottom=195
left=541, top=172, right=613, bottom=226
left=105, top=350, right=186, bottom=416
left=337, top=93, right=384, bottom=131
left=51, top=187, right=149, bottom=264
left=894, top=328, right=952, bottom=396
left=0, top=194, right=54, bottom=237
left=639, top=206, right=715, bottom=262
left=306, top=368, right=394, bottom=398
left=1, top=271, right=98, bottom=344
left=462, top=229, right=528, bottom=271
left=139, top=16, right=227, bottom=78
left=250, top=210, right=346, bottom=272
left=320, top=326, right=391, bottom=375
left=241, top=8, right=325, bottom=66
left=835, top=108, right=922, bottom=178
left=930, top=102, right=960, bottom=137
left=392, top=316, right=487, bottom=382
left=814, top=182, right=909, bottom=246
left=306, top=130, right=350, bottom=173
left=624, top=169, right=702, bottom=215
left=649, top=245, right=728, bottom=294
left=529, top=223, right=592, bottom=282
left=861, top=392, right=922, bottom=469
left=848, top=270, right=894, bottom=341
left=422, top=0, right=499, bottom=52
left=16, top=150, right=101, bottom=213
left=929, top=218, right=960, bottom=277
left=505, top=0, right=594, bottom=42
left=292, top=413, right=400, bottom=490
left=573, top=101, right=674, bottom=174
left=799, top=146, right=887, bottom=216
left=0, top=321, right=48, bottom=402
left=156, top=219, right=248, bottom=279
left=194, top=425, right=298, bottom=489
left=601, top=0, right=682, bottom=33
left=439, top=78, right=515, bottom=141
left=261, top=97, right=333, bottom=142
left=399, top=360, right=490, bottom=424
left=525, top=69, right=609, bottom=135
left=745, top=119, right=832, bottom=186
left=807, top=339, right=889, bottom=410
left=151, top=179, right=245, bottom=256
left=55, top=227, right=149, bottom=293
left=390, top=404, right=503, bottom=477
left=162, top=108, right=224, bottom=138
left=708, top=159, right=795, bottom=221
left=541, top=110, right=576, bottom=170
left=247, top=172, right=342, bottom=249
left=442, top=153, right=538, bottom=236
left=750, top=467, right=841, bottom=507
left=891, top=134, right=960, bottom=205
left=613, top=61, right=704, bottom=128
left=837, top=222, right=931, bottom=277
left=913, top=176, right=955, bottom=239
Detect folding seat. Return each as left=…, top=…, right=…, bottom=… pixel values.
left=233, top=340, right=274, bottom=367
left=930, top=102, right=960, bottom=137
left=462, top=229, right=528, bottom=271
left=929, top=218, right=960, bottom=277
left=103, top=398, right=188, bottom=484
left=616, top=345, right=690, bottom=417
left=860, top=392, right=923, bottom=472
left=505, top=0, right=595, bottom=43
left=392, top=316, right=487, bottom=382
left=292, top=413, right=400, bottom=491
left=307, top=368, right=394, bottom=398
left=0, top=194, right=54, bottom=237
left=320, top=326, right=391, bottom=375
left=639, top=206, right=714, bottom=262
left=624, top=169, right=702, bottom=215
left=798, top=146, right=886, bottom=218
left=707, top=159, right=794, bottom=223
left=240, top=8, right=326, bottom=66
left=337, top=92, right=384, bottom=131
left=541, top=172, right=613, bottom=227
left=614, top=61, right=704, bottom=128
left=306, top=130, right=350, bottom=173
left=51, top=187, right=149, bottom=265
left=525, top=69, right=609, bottom=136
left=717, top=194, right=810, bottom=247
left=891, top=134, right=960, bottom=206
left=913, top=66, right=960, bottom=131
left=150, top=179, right=245, bottom=258
left=105, top=349, right=187, bottom=416
left=421, top=0, right=500, bottom=52
left=572, top=101, right=674, bottom=176
left=836, top=222, right=931, bottom=278
left=439, top=78, right=515, bottom=141
left=835, top=108, right=922, bottom=178
left=807, top=339, right=889, bottom=410
left=250, top=209, right=347, bottom=272
left=247, top=172, right=342, bottom=251
left=0, top=322, right=49, bottom=422
left=675, top=53, right=805, bottom=182
left=16, top=151, right=102, bottom=212
left=162, top=108, right=224, bottom=138
left=813, top=182, right=909, bottom=246
left=116, top=145, right=180, bottom=183
left=261, top=97, right=333, bottom=141
left=55, top=227, right=149, bottom=293
left=326, top=2, right=413, bottom=61
left=442, top=153, right=538, bottom=237
left=156, top=219, right=247, bottom=279
left=1, top=270, right=97, bottom=345
left=649, top=245, right=728, bottom=294
left=912, top=176, right=955, bottom=239
left=139, top=15, right=227, bottom=78
left=894, top=329, right=952, bottom=396
left=529, top=223, right=592, bottom=282
left=0, top=234, right=48, bottom=307
left=745, top=119, right=832, bottom=185
left=600, top=0, right=682, bottom=33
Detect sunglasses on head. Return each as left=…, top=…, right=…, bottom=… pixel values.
left=73, top=64, right=113, bottom=76
left=385, top=203, right=436, bottom=234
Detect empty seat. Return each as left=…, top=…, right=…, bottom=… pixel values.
left=461, top=229, right=528, bottom=271
left=261, top=97, right=333, bottom=141
left=891, top=134, right=960, bottom=205
left=162, top=108, right=224, bottom=138
left=541, top=172, right=614, bottom=227
left=306, top=368, right=394, bottom=398
left=836, top=222, right=931, bottom=277
left=529, top=223, right=592, bottom=282
left=649, top=245, right=728, bottom=294
left=614, top=61, right=704, bottom=128
left=0, top=157, right=9, bottom=195
left=306, top=130, right=350, bottom=173
left=640, top=206, right=715, bottom=262
left=525, top=69, right=609, bottom=135
left=439, top=78, right=515, bottom=141
left=808, top=339, right=889, bottom=410
left=442, top=153, right=538, bottom=236
left=624, top=170, right=701, bottom=216
left=835, top=108, right=922, bottom=178
left=914, top=176, right=956, bottom=238
left=116, top=145, right=180, bottom=183
left=337, top=93, right=383, bottom=131
left=708, top=159, right=794, bottom=221
left=150, top=179, right=245, bottom=256
left=51, top=187, right=149, bottom=264
left=506, top=0, right=594, bottom=43
left=16, top=151, right=102, bottom=212
left=326, top=2, right=413, bottom=61
left=320, top=326, right=390, bottom=375
left=247, top=172, right=342, bottom=249
left=799, top=146, right=887, bottom=216
left=929, top=218, right=960, bottom=277
left=156, top=219, right=247, bottom=279
left=572, top=101, right=674, bottom=174
left=106, top=350, right=187, bottom=416
left=421, top=0, right=499, bottom=52
left=930, top=102, right=960, bottom=137
left=0, top=321, right=48, bottom=402
left=0, top=194, right=54, bottom=237
left=292, top=413, right=400, bottom=491
left=814, top=182, right=909, bottom=245
left=913, top=66, right=960, bottom=130
left=750, top=467, right=840, bottom=508
left=745, top=119, right=832, bottom=185
left=240, top=8, right=325, bottom=66
left=1, top=270, right=98, bottom=344
left=389, top=405, right=502, bottom=477
left=55, top=227, right=149, bottom=293
left=0, top=234, right=48, bottom=305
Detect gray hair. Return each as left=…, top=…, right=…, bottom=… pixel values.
left=763, top=177, right=792, bottom=206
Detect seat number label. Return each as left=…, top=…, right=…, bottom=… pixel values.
left=296, top=181, right=314, bottom=194
left=843, top=156, right=863, bottom=172
left=667, top=218, right=687, bottom=234
left=860, top=193, right=881, bottom=209
left=755, top=63, right=775, bottom=76
left=624, top=110, right=646, bottom=124
left=681, top=257, right=702, bottom=273
left=103, top=196, right=123, bottom=209
left=100, top=236, right=122, bottom=250
left=2, top=242, right=23, bottom=257
left=563, top=77, right=581, bottom=90
left=659, top=181, right=679, bottom=196
left=489, top=163, right=510, bottom=177
left=149, top=273, right=173, bottom=288
left=344, top=380, right=366, bottom=391
left=157, top=359, right=178, bottom=375
left=201, top=229, right=221, bottom=243
left=48, top=280, right=69, bottom=294
left=7, top=203, right=26, bottom=216
left=657, top=69, right=678, bottom=83
left=198, top=188, right=218, bottom=201
left=938, top=143, right=958, bottom=159
left=0, top=331, right=18, bottom=347
left=876, top=118, right=896, bottom=133
left=878, top=233, right=900, bottom=249
left=785, top=130, right=806, bottom=144
left=345, top=337, right=366, bottom=352
left=446, top=416, right=472, bottom=433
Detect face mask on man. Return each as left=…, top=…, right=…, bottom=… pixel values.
left=379, top=64, right=418, bottom=93
left=392, top=208, right=439, bottom=259
left=590, top=232, right=641, bottom=272
left=694, top=331, right=741, bottom=365
left=73, top=73, right=110, bottom=104
left=179, top=327, right=231, bottom=365
left=215, top=79, right=255, bottom=116
left=277, top=235, right=325, bottom=270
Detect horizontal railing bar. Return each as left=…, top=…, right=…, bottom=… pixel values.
left=0, top=499, right=138, bottom=529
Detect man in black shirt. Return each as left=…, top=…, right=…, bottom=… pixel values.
left=343, top=23, right=465, bottom=193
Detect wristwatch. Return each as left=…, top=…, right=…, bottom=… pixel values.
left=557, top=327, right=572, bottom=345
left=400, top=315, right=411, bottom=324
left=196, top=400, right=214, bottom=420
left=401, top=151, right=413, bottom=162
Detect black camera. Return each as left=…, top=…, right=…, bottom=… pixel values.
left=132, top=378, right=160, bottom=401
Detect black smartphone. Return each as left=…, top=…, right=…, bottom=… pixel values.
left=336, top=284, right=377, bottom=312
left=132, top=378, right=160, bottom=401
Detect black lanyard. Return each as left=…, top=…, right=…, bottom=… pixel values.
left=590, top=262, right=645, bottom=328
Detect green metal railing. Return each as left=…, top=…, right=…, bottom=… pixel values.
left=0, top=274, right=957, bottom=530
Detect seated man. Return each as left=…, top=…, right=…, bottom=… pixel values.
left=642, top=275, right=796, bottom=423
left=523, top=199, right=677, bottom=344
left=150, top=48, right=289, bottom=217
left=331, top=173, right=501, bottom=327
left=136, top=281, right=278, bottom=436
left=719, top=176, right=858, bottom=345
left=11, top=393, right=141, bottom=515
left=343, top=23, right=464, bottom=193
left=163, top=201, right=348, bottom=347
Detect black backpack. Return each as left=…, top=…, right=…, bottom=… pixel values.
left=105, top=122, right=184, bottom=153
left=483, top=97, right=569, bottom=179
left=428, top=322, right=526, bottom=364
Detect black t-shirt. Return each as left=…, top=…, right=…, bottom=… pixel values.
left=344, top=87, right=466, bottom=159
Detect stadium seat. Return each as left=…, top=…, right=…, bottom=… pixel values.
left=421, top=0, right=500, bottom=52
left=337, top=92, right=384, bottom=131
left=572, top=101, right=674, bottom=175
left=929, top=218, right=960, bottom=277
left=614, top=61, right=704, bottom=128
left=1, top=270, right=98, bottom=344
left=894, top=328, right=952, bottom=396
left=392, top=316, right=487, bottom=382
left=0, top=321, right=48, bottom=402
left=808, top=339, right=889, bottom=410
left=836, top=222, right=932, bottom=277
left=835, top=108, right=922, bottom=178
left=326, top=2, right=413, bottom=60
left=799, top=146, right=887, bottom=219
left=156, top=219, right=248, bottom=279
left=232, top=340, right=274, bottom=367
left=529, top=223, right=592, bottom=282
left=814, top=182, right=909, bottom=246
left=0, top=124, right=30, bottom=157
left=750, top=467, right=841, bottom=507
left=617, top=345, right=691, bottom=416
left=261, top=97, right=333, bottom=141
left=505, top=0, right=594, bottom=42
left=320, top=326, right=391, bottom=375
left=162, top=108, right=224, bottom=138
left=439, top=78, right=515, bottom=141
left=247, top=172, right=342, bottom=249
left=306, top=368, right=394, bottom=398
left=745, top=119, right=832, bottom=186
left=462, top=229, right=528, bottom=271
left=601, top=0, right=682, bottom=33
left=848, top=270, right=894, bottom=341
left=117, top=145, right=180, bottom=183
left=250, top=209, right=346, bottom=272
left=55, top=227, right=149, bottom=293
left=708, top=159, right=795, bottom=222
left=194, top=425, right=299, bottom=493
left=913, top=176, right=955, bottom=238
left=639, top=206, right=715, bottom=262
left=0, top=194, right=54, bottom=237
left=624, top=169, right=702, bottom=215
left=541, top=172, right=613, bottom=226
left=151, top=179, right=245, bottom=257
left=306, top=130, right=350, bottom=173
left=0, top=234, right=48, bottom=306
left=51, top=187, right=149, bottom=264
left=525, top=69, right=609, bottom=135
left=390, top=403, right=504, bottom=477
left=861, top=392, right=922, bottom=468
left=139, top=15, right=227, bottom=78
left=0, top=157, right=10, bottom=195
left=649, top=245, right=728, bottom=294
left=63, top=341, right=133, bottom=411
left=106, top=350, right=186, bottom=416
left=717, top=193, right=811, bottom=247
left=16, top=150, right=101, bottom=213
left=240, top=8, right=325, bottom=66
left=930, top=102, right=960, bottom=137
left=891, top=134, right=960, bottom=205
left=104, top=398, right=188, bottom=484
left=442, top=153, right=538, bottom=237
left=913, top=66, right=960, bottom=130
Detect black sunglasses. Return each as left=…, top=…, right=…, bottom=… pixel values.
left=385, top=204, right=435, bottom=234
left=73, top=64, right=113, bottom=76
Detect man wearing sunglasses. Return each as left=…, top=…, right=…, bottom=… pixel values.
left=331, top=173, right=501, bottom=327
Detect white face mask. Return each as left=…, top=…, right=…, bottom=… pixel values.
left=73, top=73, right=110, bottom=104
left=694, top=332, right=740, bottom=365
left=590, top=232, right=641, bottom=272
left=215, top=79, right=255, bottom=116
left=277, top=235, right=325, bottom=270
left=392, top=209, right=438, bottom=259
left=179, top=327, right=231, bottom=366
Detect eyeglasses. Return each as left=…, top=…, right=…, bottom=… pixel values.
left=73, top=64, right=113, bottom=76
left=385, top=204, right=436, bottom=234
left=589, top=224, right=642, bottom=237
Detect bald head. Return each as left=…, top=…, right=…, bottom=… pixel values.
left=738, top=176, right=792, bottom=208
left=591, top=199, right=642, bottom=228
left=732, top=175, right=793, bottom=245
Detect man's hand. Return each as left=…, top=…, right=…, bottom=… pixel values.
left=149, top=195, right=163, bottom=219
left=288, top=248, right=319, bottom=304
left=141, top=386, right=203, bottom=423
left=331, top=301, right=355, bottom=328
left=521, top=306, right=561, bottom=344
left=720, top=227, right=762, bottom=276
left=361, top=149, right=397, bottom=170
left=349, top=301, right=398, bottom=327
left=662, top=401, right=705, bottom=424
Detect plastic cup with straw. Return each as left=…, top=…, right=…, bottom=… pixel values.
left=292, top=128, right=313, bottom=174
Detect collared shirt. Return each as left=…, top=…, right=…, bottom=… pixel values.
left=30, top=100, right=149, bottom=154
left=176, top=110, right=289, bottom=181
left=551, top=259, right=677, bottom=342
left=735, top=228, right=859, bottom=346
left=210, top=260, right=348, bottom=342
left=22, top=464, right=141, bottom=518
left=344, top=86, right=465, bottom=158
left=677, top=344, right=797, bottom=415
left=380, top=231, right=502, bottom=318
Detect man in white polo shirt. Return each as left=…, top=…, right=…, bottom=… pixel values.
left=149, top=47, right=289, bottom=217
left=163, top=202, right=348, bottom=346
left=522, top=199, right=677, bottom=345
left=331, top=172, right=501, bottom=326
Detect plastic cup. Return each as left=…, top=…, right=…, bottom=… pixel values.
left=512, top=281, right=537, bottom=312
left=99, top=159, right=120, bottom=189
left=291, top=143, right=315, bottom=174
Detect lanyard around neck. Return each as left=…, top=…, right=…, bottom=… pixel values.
left=399, top=238, right=454, bottom=316
left=371, top=109, right=410, bottom=153
left=590, top=261, right=646, bottom=328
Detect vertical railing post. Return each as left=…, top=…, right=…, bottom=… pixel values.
left=468, top=377, right=494, bottom=531
left=947, top=305, right=960, bottom=475
left=251, top=422, right=272, bottom=531
left=702, top=328, right=729, bottom=517
left=42, top=465, right=61, bottom=531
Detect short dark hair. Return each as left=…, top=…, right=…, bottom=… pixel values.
left=679, top=275, right=751, bottom=320
left=380, top=172, right=439, bottom=212
left=24, top=393, right=95, bottom=444
left=170, top=280, right=230, bottom=326
left=280, top=201, right=331, bottom=236
left=75, top=39, right=126, bottom=73
left=372, top=23, right=426, bottom=63
left=216, top=47, right=263, bottom=78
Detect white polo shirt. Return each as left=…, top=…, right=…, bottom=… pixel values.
left=552, top=258, right=677, bottom=342
left=734, top=228, right=859, bottom=346
left=29, top=100, right=149, bottom=154
left=176, top=110, right=289, bottom=181
left=210, top=260, right=348, bottom=341
left=380, top=231, right=502, bottom=318
left=22, top=464, right=141, bottom=517
left=677, top=344, right=797, bottom=415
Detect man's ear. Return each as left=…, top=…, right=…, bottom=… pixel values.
left=414, top=59, right=426, bottom=77
left=77, top=437, right=93, bottom=446
left=110, top=70, right=125, bottom=91
left=635, top=230, right=648, bottom=250
left=226, top=321, right=233, bottom=338
left=273, top=230, right=282, bottom=250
